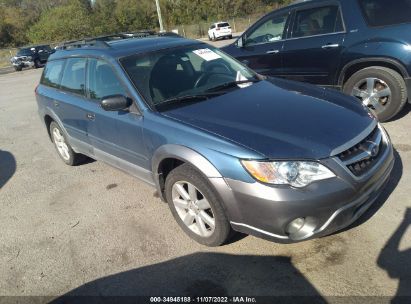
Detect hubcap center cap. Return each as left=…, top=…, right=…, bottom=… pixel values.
left=188, top=201, right=199, bottom=212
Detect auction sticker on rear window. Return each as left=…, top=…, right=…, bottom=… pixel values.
left=193, top=48, right=221, bottom=61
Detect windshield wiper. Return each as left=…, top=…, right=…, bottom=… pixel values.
left=155, top=92, right=223, bottom=109
left=206, top=79, right=260, bottom=93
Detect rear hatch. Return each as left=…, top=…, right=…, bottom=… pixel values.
left=217, top=22, right=232, bottom=34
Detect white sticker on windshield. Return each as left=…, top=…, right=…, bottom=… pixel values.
left=236, top=71, right=253, bottom=88
left=193, top=48, right=221, bottom=61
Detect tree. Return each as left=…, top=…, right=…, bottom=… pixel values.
left=27, top=0, right=94, bottom=43
left=0, top=0, right=294, bottom=46
left=114, top=0, right=157, bottom=32
left=92, top=0, right=118, bottom=35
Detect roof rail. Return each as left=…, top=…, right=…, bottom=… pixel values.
left=291, top=0, right=313, bottom=4
left=57, top=39, right=110, bottom=50
left=55, top=31, right=182, bottom=50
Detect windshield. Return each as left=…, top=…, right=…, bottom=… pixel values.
left=17, top=48, right=33, bottom=56
left=120, top=44, right=258, bottom=109
left=40, top=45, right=52, bottom=52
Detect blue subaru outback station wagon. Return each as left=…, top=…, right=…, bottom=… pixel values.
left=36, top=36, right=394, bottom=246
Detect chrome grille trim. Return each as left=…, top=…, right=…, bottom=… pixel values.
left=340, top=129, right=382, bottom=166
left=337, top=126, right=385, bottom=177
left=330, top=121, right=377, bottom=156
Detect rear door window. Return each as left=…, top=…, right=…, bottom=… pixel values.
left=291, top=5, right=344, bottom=38
left=358, top=0, right=411, bottom=27
left=40, top=60, right=65, bottom=89
left=60, top=58, right=86, bottom=95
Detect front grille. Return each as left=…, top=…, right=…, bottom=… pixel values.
left=338, top=127, right=384, bottom=177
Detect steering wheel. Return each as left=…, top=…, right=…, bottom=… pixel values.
left=264, top=33, right=275, bottom=42
left=203, top=61, right=232, bottom=74
left=194, top=72, right=233, bottom=88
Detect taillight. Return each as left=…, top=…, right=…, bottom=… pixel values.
left=216, top=28, right=220, bottom=31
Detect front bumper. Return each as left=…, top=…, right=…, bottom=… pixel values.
left=211, top=126, right=395, bottom=243
left=12, top=61, right=34, bottom=68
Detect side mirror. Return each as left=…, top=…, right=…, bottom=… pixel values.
left=237, top=36, right=244, bottom=48
left=101, top=95, right=132, bottom=111
left=237, top=34, right=248, bottom=48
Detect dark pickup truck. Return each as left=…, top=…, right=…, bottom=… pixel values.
left=11, top=45, right=53, bottom=71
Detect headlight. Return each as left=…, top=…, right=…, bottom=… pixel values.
left=241, top=160, right=335, bottom=188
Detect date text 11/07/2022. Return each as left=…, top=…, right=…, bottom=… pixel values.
left=149, top=296, right=257, bottom=303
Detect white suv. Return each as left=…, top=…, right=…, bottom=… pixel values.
left=208, top=22, right=232, bottom=41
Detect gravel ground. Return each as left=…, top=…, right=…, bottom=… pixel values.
left=0, top=38, right=410, bottom=302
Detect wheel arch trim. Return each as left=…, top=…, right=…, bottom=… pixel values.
left=42, top=107, right=70, bottom=142
left=151, top=145, right=222, bottom=200
left=338, top=57, right=409, bottom=86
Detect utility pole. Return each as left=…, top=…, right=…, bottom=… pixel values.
left=155, top=0, right=164, bottom=32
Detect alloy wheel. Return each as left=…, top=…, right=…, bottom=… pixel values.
left=52, top=127, right=70, bottom=161
left=352, top=77, right=392, bottom=116
left=171, top=181, right=215, bottom=237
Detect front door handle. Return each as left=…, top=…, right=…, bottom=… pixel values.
left=322, top=44, right=340, bottom=49
left=266, top=49, right=280, bottom=54
left=86, top=113, right=95, bottom=121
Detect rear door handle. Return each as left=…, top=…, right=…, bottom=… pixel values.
left=266, top=50, right=280, bottom=54
left=322, top=44, right=340, bottom=49
left=53, top=101, right=59, bottom=107
left=86, top=113, right=95, bottom=121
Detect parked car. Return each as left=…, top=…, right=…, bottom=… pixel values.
left=11, top=45, right=53, bottom=71
left=208, top=22, right=233, bottom=41
left=35, top=36, right=394, bottom=246
left=222, top=0, right=411, bottom=122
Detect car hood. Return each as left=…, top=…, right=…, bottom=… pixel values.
left=161, top=78, right=376, bottom=159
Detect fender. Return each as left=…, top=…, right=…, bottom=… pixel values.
left=41, top=106, right=89, bottom=155
left=338, top=57, right=410, bottom=86
left=151, top=144, right=222, bottom=200
left=42, top=106, right=70, bottom=142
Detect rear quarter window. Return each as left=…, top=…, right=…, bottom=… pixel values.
left=358, top=0, right=411, bottom=27
left=40, top=60, right=65, bottom=89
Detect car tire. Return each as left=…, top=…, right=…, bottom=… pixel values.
left=229, top=35, right=233, bottom=39
left=165, top=163, right=232, bottom=246
left=213, top=33, right=216, bottom=41
left=208, top=35, right=212, bottom=41
left=34, top=59, right=41, bottom=69
left=343, top=66, right=407, bottom=122
left=14, top=66, right=22, bottom=72
left=49, top=121, right=85, bottom=166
